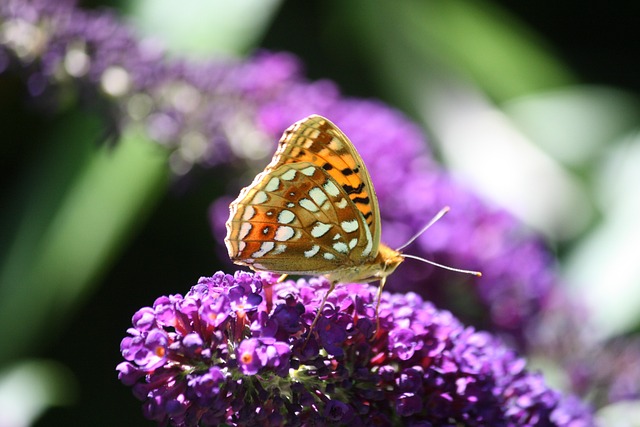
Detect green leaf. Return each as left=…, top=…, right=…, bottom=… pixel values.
left=0, top=118, right=168, bottom=362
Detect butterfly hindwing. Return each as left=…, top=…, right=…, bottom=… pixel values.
left=226, top=162, right=373, bottom=274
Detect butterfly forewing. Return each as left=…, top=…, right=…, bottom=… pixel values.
left=267, top=116, right=381, bottom=248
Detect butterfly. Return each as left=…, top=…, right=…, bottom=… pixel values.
left=225, top=115, right=480, bottom=335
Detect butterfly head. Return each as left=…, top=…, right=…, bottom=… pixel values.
left=377, top=244, right=405, bottom=278
left=324, top=243, right=404, bottom=285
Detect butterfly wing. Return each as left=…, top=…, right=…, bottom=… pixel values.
left=225, top=115, right=381, bottom=275
left=225, top=162, right=374, bottom=274
left=270, top=115, right=381, bottom=249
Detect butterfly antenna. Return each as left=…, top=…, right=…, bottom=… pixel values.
left=401, top=253, right=482, bottom=276
left=395, top=206, right=451, bottom=252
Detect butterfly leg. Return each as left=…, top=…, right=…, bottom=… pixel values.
left=276, top=274, right=288, bottom=283
left=305, top=281, right=337, bottom=344
left=373, top=277, right=387, bottom=339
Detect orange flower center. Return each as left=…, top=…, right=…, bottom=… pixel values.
left=240, top=352, right=253, bottom=364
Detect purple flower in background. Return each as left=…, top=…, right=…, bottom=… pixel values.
left=117, top=271, right=593, bottom=426
left=533, top=302, right=640, bottom=408
left=0, top=0, right=299, bottom=170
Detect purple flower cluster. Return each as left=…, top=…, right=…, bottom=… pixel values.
left=0, top=0, right=300, bottom=172
left=117, top=271, right=593, bottom=426
left=532, top=300, right=640, bottom=407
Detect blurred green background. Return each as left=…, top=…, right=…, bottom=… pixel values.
left=1, top=0, right=640, bottom=425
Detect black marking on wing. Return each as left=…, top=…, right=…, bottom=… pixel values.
left=342, top=182, right=365, bottom=195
